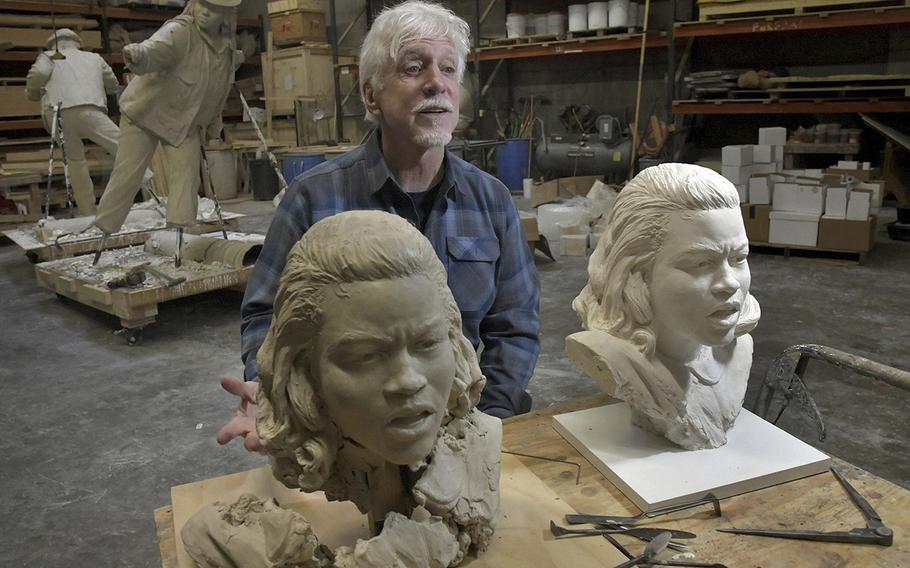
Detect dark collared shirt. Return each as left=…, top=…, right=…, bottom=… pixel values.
left=240, top=131, right=541, bottom=417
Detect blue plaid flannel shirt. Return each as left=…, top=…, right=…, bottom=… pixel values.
left=240, top=131, right=541, bottom=417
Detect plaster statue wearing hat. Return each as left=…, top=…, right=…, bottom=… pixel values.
left=25, top=29, right=126, bottom=216
left=92, top=0, right=243, bottom=242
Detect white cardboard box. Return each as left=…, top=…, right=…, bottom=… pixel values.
left=769, top=211, right=820, bottom=247
left=773, top=183, right=825, bottom=215
left=825, top=187, right=848, bottom=219
left=748, top=177, right=771, bottom=204
left=752, top=162, right=780, bottom=175
left=846, top=191, right=871, bottom=221
left=837, top=160, right=859, bottom=170
left=735, top=183, right=748, bottom=203
left=722, top=164, right=753, bottom=185
left=759, top=127, right=787, bottom=146
left=722, top=145, right=753, bottom=166
left=772, top=145, right=785, bottom=163
left=752, top=144, right=773, bottom=163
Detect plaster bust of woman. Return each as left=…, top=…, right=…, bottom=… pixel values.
left=569, top=163, right=760, bottom=450
left=250, top=210, right=500, bottom=567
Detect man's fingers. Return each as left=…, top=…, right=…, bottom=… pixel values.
left=216, top=415, right=252, bottom=445
left=243, top=432, right=266, bottom=454
left=220, top=375, right=257, bottom=403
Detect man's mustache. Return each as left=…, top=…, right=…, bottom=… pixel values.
left=413, top=98, right=455, bottom=113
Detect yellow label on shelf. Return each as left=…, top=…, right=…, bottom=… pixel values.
left=612, top=151, right=621, bottom=162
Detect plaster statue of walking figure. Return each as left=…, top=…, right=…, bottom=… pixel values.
left=92, top=0, right=243, bottom=244
left=569, top=163, right=761, bottom=450
left=25, top=29, right=123, bottom=217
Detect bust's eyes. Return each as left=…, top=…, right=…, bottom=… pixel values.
left=414, top=336, right=444, bottom=352
left=730, top=252, right=749, bottom=265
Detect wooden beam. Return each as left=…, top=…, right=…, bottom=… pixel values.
left=672, top=99, right=910, bottom=115
left=0, top=86, right=41, bottom=118
left=0, top=27, right=102, bottom=50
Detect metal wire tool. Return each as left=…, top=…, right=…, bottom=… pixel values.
left=717, top=467, right=893, bottom=546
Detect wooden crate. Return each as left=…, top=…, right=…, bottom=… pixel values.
left=270, top=10, right=326, bottom=47
left=697, top=0, right=910, bottom=20
left=267, top=0, right=325, bottom=14
left=262, top=45, right=355, bottom=115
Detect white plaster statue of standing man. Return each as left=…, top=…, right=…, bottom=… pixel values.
left=569, top=163, right=761, bottom=450
left=25, top=29, right=122, bottom=216
left=92, top=0, right=243, bottom=237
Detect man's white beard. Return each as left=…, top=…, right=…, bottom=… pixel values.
left=414, top=131, right=452, bottom=148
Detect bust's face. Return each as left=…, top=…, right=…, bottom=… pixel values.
left=314, top=273, right=456, bottom=465
left=649, top=208, right=751, bottom=360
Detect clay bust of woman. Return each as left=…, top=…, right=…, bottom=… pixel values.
left=253, top=210, right=500, bottom=566
left=570, top=163, right=760, bottom=450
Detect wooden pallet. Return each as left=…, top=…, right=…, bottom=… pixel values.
left=698, top=0, right=909, bottom=20
left=566, top=26, right=640, bottom=40
left=750, top=241, right=867, bottom=264
left=489, top=33, right=563, bottom=46
left=3, top=215, right=243, bottom=262
left=34, top=243, right=257, bottom=344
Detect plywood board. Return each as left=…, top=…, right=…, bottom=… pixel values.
left=0, top=27, right=101, bottom=50
left=0, top=86, right=42, bottom=118
left=552, top=402, right=831, bottom=511
left=170, top=454, right=627, bottom=568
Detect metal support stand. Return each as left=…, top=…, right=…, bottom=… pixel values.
left=175, top=227, right=184, bottom=268
left=91, top=232, right=109, bottom=266
left=44, top=102, right=74, bottom=216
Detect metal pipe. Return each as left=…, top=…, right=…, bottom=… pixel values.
left=338, top=6, right=365, bottom=46
left=329, top=0, right=343, bottom=141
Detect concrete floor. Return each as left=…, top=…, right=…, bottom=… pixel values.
left=1, top=202, right=908, bottom=567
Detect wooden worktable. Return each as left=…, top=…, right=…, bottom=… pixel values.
left=155, top=395, right=909, bottom=567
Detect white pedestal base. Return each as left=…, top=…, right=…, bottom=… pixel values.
left=552, top=402, right=830, bottom=511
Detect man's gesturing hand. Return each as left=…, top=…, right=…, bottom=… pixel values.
left=216, top=375, right=265, bottom=454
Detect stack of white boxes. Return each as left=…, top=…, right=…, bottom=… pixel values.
left=769, top=181, right=825, bottom=247
left=721, top=145, right=752, bottom=203
left=722, top=127, right=787, bottom=205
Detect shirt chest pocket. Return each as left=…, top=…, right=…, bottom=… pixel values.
left=446, top=236, right=500, bottom=313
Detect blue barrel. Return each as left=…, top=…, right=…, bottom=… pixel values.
left=495, top=138, right=530, bottom=193
left=282, top=152, right=326, bottom=182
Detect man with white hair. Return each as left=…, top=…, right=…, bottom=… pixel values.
left=219, top=0, right=540, bottom=451
left=25, top=29, right=122, bottom=216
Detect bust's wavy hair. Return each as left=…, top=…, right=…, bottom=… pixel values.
left=573, top=163, right=759, bottom=358
left=256, top=211, right=484, bottom=498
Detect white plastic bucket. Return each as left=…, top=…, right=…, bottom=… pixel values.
left=506, top=13, right=526, bottom=38
left=546, top=12, right=566, bottom=34
left=587, top=2, right=609, bottom=30
left=568, top=4, right=588, bottom=31
left=532, top=13, right=549, bottom=34
left=608, top=0, right=630, bottom=27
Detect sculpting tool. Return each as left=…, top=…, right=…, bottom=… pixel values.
left=91, top=232, right=108, bottom=266
left=567, top=493, right=721, bottom=527
left=614, top=531, right=672, bottom=568
left=717, top=467, right=893, bottom=546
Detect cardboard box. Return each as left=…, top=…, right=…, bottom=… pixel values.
left=769, top=211, right=820, bottom=247
left=817, top=217, right=876, bottom=252
left=825, top=167, right=882, bottom=182
left=752, top=162, right=780, bottom=175
left=735, top=184, right=748, bottom=203
left=846, top=191, right=871, bottom=220
left=530, top=175, right=601, bottom=207
left=773, top=183, right=825, bottom=215
left=741, top=204, right=770, bottom=243
left=759, top=127, right=787, bottom=146
left=772, top=145, right=785, bottom=163
left=824, top=187, right=847, bottom=219
left=722, top=164, right=752, bottom=185
left=722, top=145, right=753, bottom=166
left=752, top=144, right=773, bottom=163
left=560, top=234, right=589, bottom=256
left=518, top=210, right=539, bottom=241
left=748, top=177, right=771, bottom=205
left=271, top=10, right=327, bottom=46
